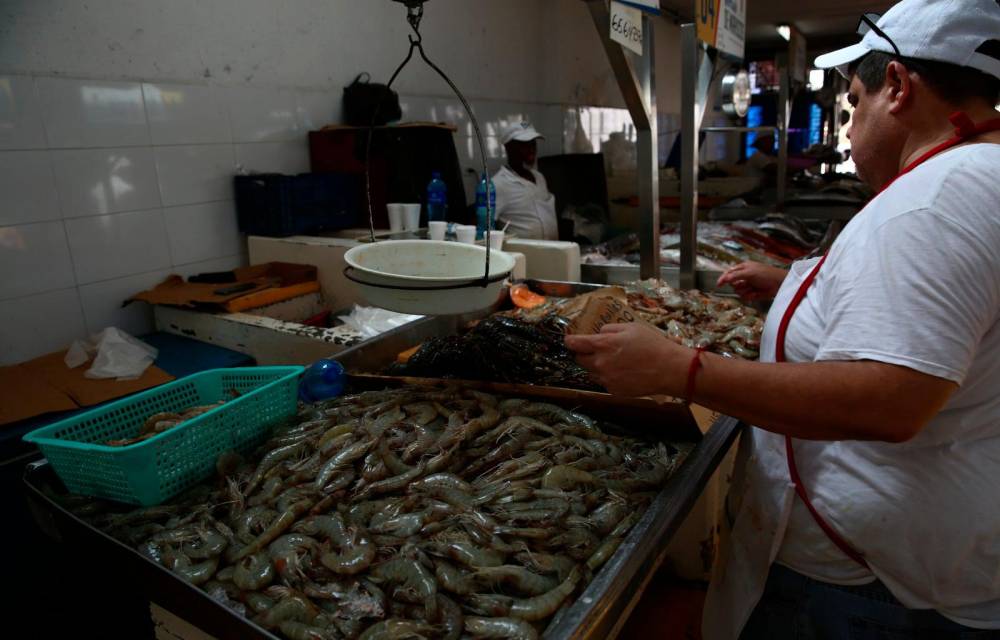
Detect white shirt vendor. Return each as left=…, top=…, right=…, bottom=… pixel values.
left=705, top=142, right=1000, bottom=636
left=492, top=121, right=559, bottom=241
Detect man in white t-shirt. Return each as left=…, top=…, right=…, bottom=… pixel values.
left=492, top=121, right=559, bottom=240
left=565, top=1, right=1000, bottom=637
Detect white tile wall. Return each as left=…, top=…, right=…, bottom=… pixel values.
left=0, top=73, right=588, bottom=366
left=0, top=222, right=76, bottom=299
left=78, top=269, right=172, bottom=336
left=163, top=201, right=241, bottom=265
left=0, top=75, right=47, bottom=149
left=154, top=144, right=236, bottom=206
left=234, top=140, right=310, bottom=175
left=143, top=83, right=231, bottom=145
left=226, top=86, right=300, bottom=142
left=0, top=288, right=87, bottom=366
left=51, top=147, right=162, bottom=217
left=36, top=77, right=150, bottom=148
left=0, top=151, right=60, bottom=225
left=65, top=209, right=173, bottom=284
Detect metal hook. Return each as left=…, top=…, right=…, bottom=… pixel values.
left=364, top=0, right=494, bottom=286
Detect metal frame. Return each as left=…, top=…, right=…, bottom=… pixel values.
left=586, top=0, right=659, bottom=280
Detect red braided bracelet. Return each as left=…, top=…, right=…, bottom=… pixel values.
left=684, top=347, right=707, bottom=404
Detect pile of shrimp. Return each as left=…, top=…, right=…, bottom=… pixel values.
left=75, top=386, right=692, bottom=640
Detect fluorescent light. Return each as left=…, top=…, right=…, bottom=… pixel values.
left=776, top=24, right=791, bottom=41
left=809, top=69, right=825, bottom=90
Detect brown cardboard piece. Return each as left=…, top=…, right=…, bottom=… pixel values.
left=128, top=262, right=318, bottom=310
left=1, top=351, right=174, bottom=427
left=562, top=286, right=657, bottom=336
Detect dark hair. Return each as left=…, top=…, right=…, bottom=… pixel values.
left=850, top=52, right=1000, bottom=106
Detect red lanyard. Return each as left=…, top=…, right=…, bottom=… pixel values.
left=776, top=112, right=1000, bottom=569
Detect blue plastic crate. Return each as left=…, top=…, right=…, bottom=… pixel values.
left=23, top=367, right=303, bottom=506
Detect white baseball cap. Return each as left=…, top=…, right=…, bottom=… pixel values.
left=500, top=121, right=545, bottom=145
left=814, top=0, right=1000, bottom=80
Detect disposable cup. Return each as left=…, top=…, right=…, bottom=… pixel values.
left=428, top=220, right=447, bottom=241
left=386, top=203, right=405, bottom=232
left=401, top=203, right=421, bottom=231
left=487, top=229, right=504, bottom=250
left=455, top=225, right=477, bottom=244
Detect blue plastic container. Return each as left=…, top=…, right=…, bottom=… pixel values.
left=23, top=367, right=303, bottom=506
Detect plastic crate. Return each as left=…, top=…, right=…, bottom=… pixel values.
left=234, top=173, right=359, bottom=237
left=23, top=367, right=303, bottom=506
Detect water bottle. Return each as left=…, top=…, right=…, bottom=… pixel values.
left=426, top=171, right=448, bottom=222
left=475, top=173, right=496, bottom=240
left=298, top=359, right=346, bottom=403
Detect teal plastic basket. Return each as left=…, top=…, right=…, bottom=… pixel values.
left=23, top=366, right=303, bottom=506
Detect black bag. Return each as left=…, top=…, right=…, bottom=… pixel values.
left=342, top=72, right=402, bottom=126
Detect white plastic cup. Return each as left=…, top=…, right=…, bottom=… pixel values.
left=428, top=220, right=447, bottom=241
left=455, top=225, right=477, bottom=244
left=487, top=229, right=504, bottom=251
left=401, top=203, right=421, bottom=231
left=386, top=203, right=405, bottom=232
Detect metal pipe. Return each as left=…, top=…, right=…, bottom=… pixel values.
left=776, top=65, right=790, bottom=210
left=586, top=0, right=657, bottom=280
left=679, top=23, right=699, bottom=291
left=636, top=12, right=659, bottom=280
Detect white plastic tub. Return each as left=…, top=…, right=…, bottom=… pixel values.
left=343, top=240, right=515, bottom=315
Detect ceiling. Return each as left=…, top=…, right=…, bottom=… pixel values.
left=658, top=0, right=896, bottom=55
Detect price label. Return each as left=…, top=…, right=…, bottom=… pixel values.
left=610, top=1, right=644, bottom=56
left=696, top=0, right=746, bottom=59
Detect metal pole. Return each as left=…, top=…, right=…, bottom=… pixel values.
left=776, top=65, right=790, bottom=211
left=636, top=12, right=659, bottom=280
left=679, top=24, right=699, bottom=290
left=585, top=0, right=657, bottom=279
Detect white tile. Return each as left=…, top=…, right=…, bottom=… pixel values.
left=36, top=77, right=149, bottom=148
left=295, top=90, right=339, bottom=131
left=234, top=140, right=310, bottom=175
left=173, top=253, right=248, bottom=278
left=154, top=144, right=235, bottom=207
left=0, top=151, right=61, bottom=225
left=226, top=86, right=299, bottom=142
left=51, top=147, right=161, bottom=217
left=143, top=83, right=231, bottom=145
left=78, top=269, right=172, bottom=336
left=0, top=222, right=76, bottom=299
left=0, top=76, right=47, bottom=149
left=0, top=288, right=87, bottom=365
left=399, top=96, right=438, bottom=123
left=163, top=201, right=243, bottom=266
left=65, top=210, right=172, bottom=284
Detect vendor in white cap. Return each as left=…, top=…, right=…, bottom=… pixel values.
left=492, top=121, right=559, bottom=240
left=564, top=0, right=1000, bottom=637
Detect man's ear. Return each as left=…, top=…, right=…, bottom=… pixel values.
left=884, top=60, right=912, bottom=115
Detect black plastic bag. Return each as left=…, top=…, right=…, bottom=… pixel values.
left=342, top=72, right=402, bottom=126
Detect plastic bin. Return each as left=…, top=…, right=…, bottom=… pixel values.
left=23, top=367, right=303, bottom=506
left=234, top=173, right=359, bottom=237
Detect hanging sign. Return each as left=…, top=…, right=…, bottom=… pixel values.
left=616, top=0, right=661, bottom=15
left=789, top=25, right=808, bottom=83
left=610, top=1, right=644, bottom=56
left=696, top=0, right=747, bottom=59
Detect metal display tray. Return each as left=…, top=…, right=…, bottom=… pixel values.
left=22, top=279, right=743, bottom=639
left=23, top=411, right=741, bottom=640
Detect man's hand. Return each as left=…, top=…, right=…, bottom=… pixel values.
left=717, top=261, right=788, bottom=301
left=564, top=323, right=693, bottom=397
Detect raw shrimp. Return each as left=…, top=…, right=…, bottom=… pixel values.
left=473, top=565, right=558, bottom=596
left=370, top=556, right=438, bottom=620
left=357, top=619, right=437, bottom=640
left=463, top=616, right=538, bottom=640
left=234, top=551, right=275, bottom=590
left=508, top=565, right=582, bottom=620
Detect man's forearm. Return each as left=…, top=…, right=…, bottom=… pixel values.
left=689, top=355, right=955, bottom=442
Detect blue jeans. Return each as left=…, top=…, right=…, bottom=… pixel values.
left=740, top=564, right=1000, bottom=640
